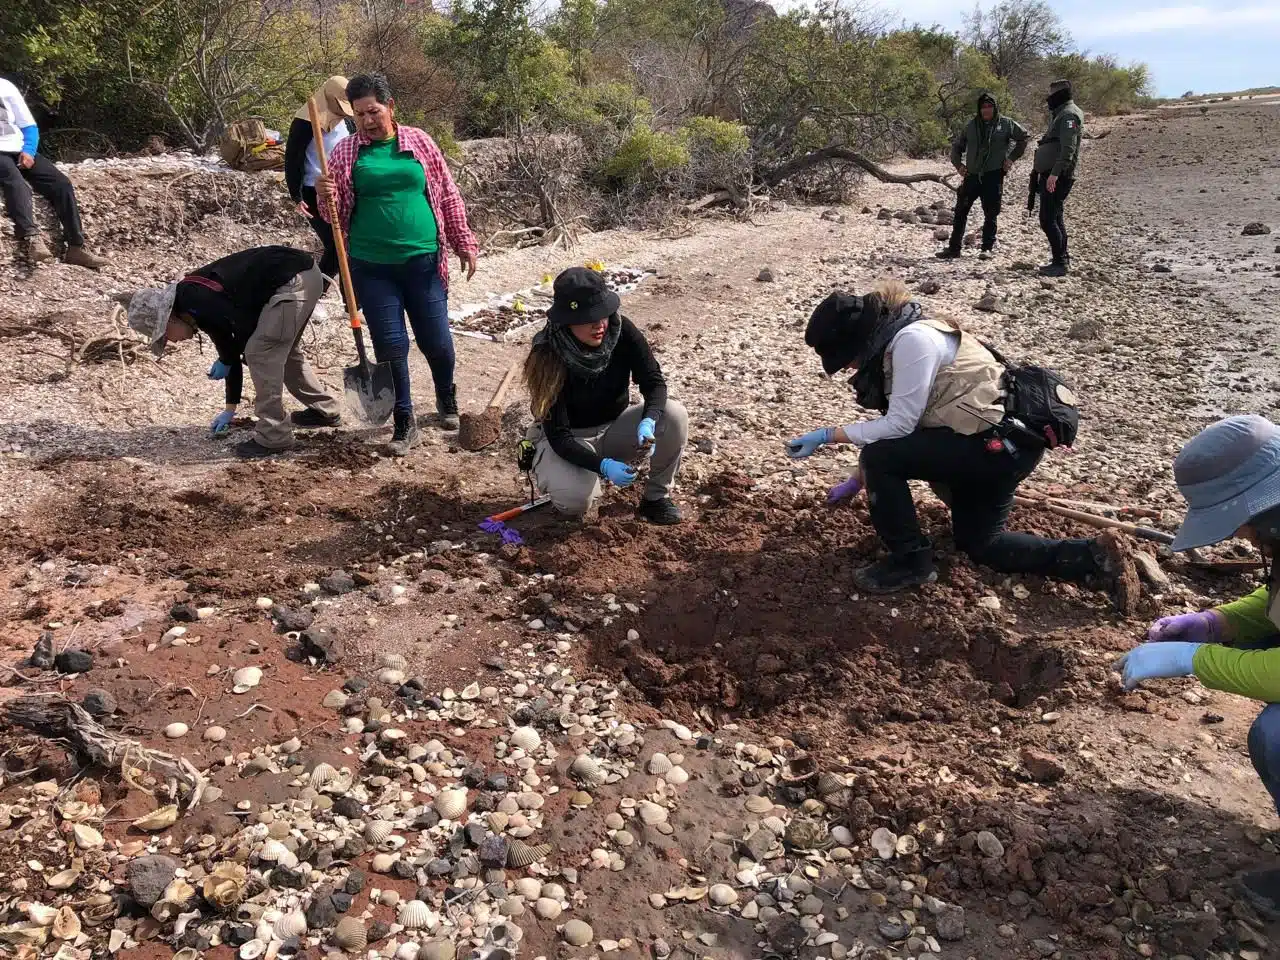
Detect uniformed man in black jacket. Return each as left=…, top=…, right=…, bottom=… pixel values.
left=1032, top=80, right=1085, bottom=276
left=127, top=246, right=341, bottom=457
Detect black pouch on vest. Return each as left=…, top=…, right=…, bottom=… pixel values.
left=983, top=342, right=1080, bottom=449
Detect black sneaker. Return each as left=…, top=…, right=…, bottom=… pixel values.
left=637, top=497, right=683, bottom=525
left=853, top=551, right=937, bottom=593
left=1038, top=260, right=1068, bottom=277
left=234, top=438, right=287, bottom=460
left=1239, top=868, right=1280, bottom=919
left=436, top=385, right=460, bottom=431
left=388, top=411, right=420, bottom=457
left=291, top=408, right=341, bottom=428
left=935, top=248, right=961, bottom=260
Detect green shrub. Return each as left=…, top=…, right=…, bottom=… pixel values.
left=598, top=123, right=690, bottom=186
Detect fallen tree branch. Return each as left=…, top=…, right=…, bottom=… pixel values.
left=2, top=695, right=208, bottom=810
left=764, top=147, right=957, bottom=192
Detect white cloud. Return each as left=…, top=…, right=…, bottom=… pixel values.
left=1083, top=4, right=1280, bottom=36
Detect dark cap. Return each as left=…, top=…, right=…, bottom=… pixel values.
left=805, top=292, right=882, bottom=376
left=546, top=267, right=621, bottom=327
left=1049, top=79, right=1073, bottom=94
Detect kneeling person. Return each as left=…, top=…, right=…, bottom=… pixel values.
left=128, top=245, right=341, bottom=457
left=523, top=267, right=687, bottom=525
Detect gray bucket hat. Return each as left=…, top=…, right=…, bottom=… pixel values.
left=126, top=283, right=179, bottom=357
left=1171, top=414, right=1280, bottom=550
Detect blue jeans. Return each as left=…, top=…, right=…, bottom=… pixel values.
left=349, top=253, right=453, bottom=417
left=1240, top=634, right=1280, bottom=816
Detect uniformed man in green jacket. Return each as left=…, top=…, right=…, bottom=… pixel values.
left=937, top=92, right=1028, bottom=261
left=1032, top=79, right=1084, bottom=277
left=1116, top=414, right=1280, bottom=916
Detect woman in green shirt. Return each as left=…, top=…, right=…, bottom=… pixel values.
left=1116, top=414, right=1280, bottom=915
left=317, top=73, right=480, bottom=456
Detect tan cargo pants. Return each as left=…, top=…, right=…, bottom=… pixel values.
left=242, top=264, right=340, bottom=449
left=527, top=400, right=688, bottom=516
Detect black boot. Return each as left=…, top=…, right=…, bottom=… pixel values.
left=853, top=548, right=937, bottom=594
left=388, top=410, right=419, bottom=457
left=1239, top=867, right=1280, bottom=919
left=1038, top=257, right=1069, bottom=277
left=935, top=248, right=961, bottom=260
left=291, top=408, right=341, bottom=428
left=436, top=384, right=460, bottom=430
left=638, top=497, right=683, bottom=525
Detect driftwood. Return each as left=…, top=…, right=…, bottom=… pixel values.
left=3, top=695, right=209, bottom=809
left=765, top=147, right=957, bottom=192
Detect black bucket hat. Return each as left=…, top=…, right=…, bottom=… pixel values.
left=805, top=291, right=883, bottom=376
left=546, top=267, right=621, bottom=327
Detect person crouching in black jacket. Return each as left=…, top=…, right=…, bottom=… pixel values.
left=522, top=267, right=688, bottom=525
left=127, top=246, right=341, bottom=458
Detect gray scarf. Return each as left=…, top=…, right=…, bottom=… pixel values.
left=534, top=313, right=622, bottom=380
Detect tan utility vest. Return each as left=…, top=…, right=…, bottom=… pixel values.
left=883, top=316, right=1006, bottom=435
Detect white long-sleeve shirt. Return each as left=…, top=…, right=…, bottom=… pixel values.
left=0, top=78, right=37, bottom=154
left=842, top=322, right=959, bottom=445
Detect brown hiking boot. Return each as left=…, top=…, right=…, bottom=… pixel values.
left=64, top=245, right=108, bottom=271
left=20, top=235, right=54, bottom=264
left=1092, top=530, right=1140, bottom=616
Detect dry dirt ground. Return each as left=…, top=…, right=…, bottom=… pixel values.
left=0, top=100, right=1278, bottom=960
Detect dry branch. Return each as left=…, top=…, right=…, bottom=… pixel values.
left=765, top=147, right=957, bottom=191
left=3, top=695, right=209, bottom=810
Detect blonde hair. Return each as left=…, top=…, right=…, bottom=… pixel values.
left=870, top=276, right=960, bottom=330
left=523, top=342, right=567, bottom=420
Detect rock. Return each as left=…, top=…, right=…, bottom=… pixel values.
left=479, top=835, right=509, bottom=866
left=305, top=892, right=338, bottom=929
left=1132, top=551, right=1170, bottom=588
left=936, top=906, right=966, bottom=941
left=766, top=916, right=807, bottom=954
left=345, top=870, right=366, bottom=895
left=878, top=918, right=910, bottom=942
left=820, top=209, right=846, bottom=223
left=876, top=208, right=893, bottom=221
left=368, top=920, right=391, bottom=943
left=798, top=895, right=822, bottom=915
left=1020, top=747, right=1067, bottom=784
left=274, top=605, right=314, bottom=633
left=932, top=227, right=951, bottom=242
left=974, top=292, right=1002, bottom=313
left=1031, top=938, right=1058, bottom=957
left=320, top=570, right=356, bottom=595
left=170, top=603, right=199, bottom=622
left=740, top=830, right=775, bottom=862
left=918, top=279, right=942, bottom=295
left=82, top=689, right=117, bottom=717
left=1242, top=222, right=1271, bottom=236
left=55, top=649, right=93, bottom=674
left=757, top=267, right=776, bottom=283
left=1068, top=317, right=1104, bottom=341
left=29, top=633, right=55, bottom=669
left=331, top=892, right=353, bottom=913
left=935, top=209, right=954, bottom=225
left=976, top=831, right=1004, bottom=858
left=562, top=919, right=593, bottom=946
left=127, top=855, right=180, bottom=907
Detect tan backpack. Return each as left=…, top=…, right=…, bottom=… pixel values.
left=219, top=119, right=285, bottom=172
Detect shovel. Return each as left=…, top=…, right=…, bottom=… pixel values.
left=307, top=97, right=395, bottom=425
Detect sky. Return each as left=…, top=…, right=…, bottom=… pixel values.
left=871, top=0, right=1280, bottom=97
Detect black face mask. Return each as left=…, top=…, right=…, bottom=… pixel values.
left=1047, top=87, right=1072, bottom=111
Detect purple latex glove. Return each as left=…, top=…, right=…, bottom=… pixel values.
left=1146, top=610, right=1226, bottom=645
left=827, top=473, right=863, bottom=505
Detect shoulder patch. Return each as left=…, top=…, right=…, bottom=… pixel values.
left=1065, top=119, right=1077, bottom=128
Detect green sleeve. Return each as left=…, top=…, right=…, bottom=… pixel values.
left=1216, top=585, right=1274, bottom=644
left=1194, top=644, right=1280, bottom=702
left=950, top=127, right=967, bottom=169
left=1052, top=113, right=1081, bottom=177
left=1006, top=120, right=1029, bottom=163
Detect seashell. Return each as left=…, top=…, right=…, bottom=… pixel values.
left=509, top=726, right=541, bottom=752
left=665, top=766, right=689, bottom=786
left=488, top=811, right=510, bottom=833
left=896, top=834, right=919, bottom=856
left=132, top=804, right=178, bottom=832
left=506, top=839, right=551, bottom=868
left=785, top=818, right=828, bottom=851
left=534, top=898, right=561, bottom=920
left=80, top=894, right=117, bottom=926
left=708, top=884, right=738, bottom=907
left=25, top=904, right=57, bottom=926
left=164, top=722, right=189, bottom=739
left=782, top=752, right=818, bottom=783
left=562, top=919, right=593, bottom=946
left=646, top=753, right=673, bottom=776
left=46, top=868, right=81, bottom=890
left=397, top=900, right=436, bottom=929
left=204, top=725, right=228, bottom=742
left=258, top=839, right=298, bottom=869
left=396, top=944, right=420, bottom=960
left=379, top=668, right=406, bottom=686
left=365, top=820, right=394, bottom=843
left=73, top=823, right=104, bottom=849
left=56, top=799, right=95, bottom=823
left=419, top=941, right=456, bottom=960
left=381, top=654, right=408, bottom=672
left=174, top=950, right=200, bottom=960
left=569, top=753, right=606, bottom=786
left=371, top=853, right=397, bottom=873
left=0, top=923, right=50, bottom=947
left=273, top=910, right=307, bottom=939
left=434, top=787, right=467, bottom=820
left=202, top=862, right=248, bottom=909
left=333, top=918, right=367, bottom=952
left=569, top=791, right=593, bottom=808
left=638, top=801, right=668, bottom=824
left=278, top=737, right=302, bottom=754
left=870, top=827, right=898, bottom=860
left=460, top=682, right=480, bottom=700
left=232, top=666, right=263, bottom=693
left=310, top=762, right=337, bottom=789
left=816, top=772, right=848, bottom=797
left=239, top=938, right=266, bottom=960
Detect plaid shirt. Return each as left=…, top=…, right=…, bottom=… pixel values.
left=321, top=124, right=478, bottom=290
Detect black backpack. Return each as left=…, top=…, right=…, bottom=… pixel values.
left=983, top=342, right=1080, bottom=450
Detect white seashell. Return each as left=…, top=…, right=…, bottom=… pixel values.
left=278, top=737, right=302, bottom=754
left=255, top=597, right=274, bottom=610
left=381, top=653, right=408, bottom=672
left=310, top=762, right=337, bottom=789
left=233, top=666, right=262, bottom=692
left=371, top=853, right=397, bottom=873
left=365, top=820, right=394, bottom=843
left=379, top=668, right=406, bottom=686
left=26, top=903, right=57, bottom=926
left=434, top=787, right=467, bottom=820
left=52, top=907, right=81, bottom=941
left=514, top=878, right=541, bottom=899
left=397, top=900, right=437, bottom=929
left=258, top=839, right=298, bottom=868
left=396, top=944, right=420, bottom=960
left=646, top=753, right=673, bottom=776
left=569, top=753, right=606, bottom=786
left=273, top=910, right=307, bottom=939
left=665, top=766, right=690, bottom=786
left=870, top=827, right=897, bottom=860
left=509, top=726, right=541, bottom=752
left=73, top=823, right=104, bottom=849
left=333, top=918, right=367, bottom=951
left=708, top=884, right=738, bottom=906
left=204, top=725, right=228, bottom=742
left=239, top=938, right=266, bottom=960
left=163, top=722, right=189, bottom=739
left=638, top=801, right=668, bottom=824
left=460, top=682, right=480, bottom=700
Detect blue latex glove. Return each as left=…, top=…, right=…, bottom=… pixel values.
left=600, top=458, right=637, bottom=487
left=210, top=409, right=235, bottom=438
left=785, top=427, right=834, bottom=459
left=637, top=417, right=657, bottom=454
left=208, top=359, right=231, bottom=380
left=1114, top=642, right=1201, bottom=691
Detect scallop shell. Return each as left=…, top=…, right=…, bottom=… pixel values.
left=202, top=862, right=248, bottom=909
left=273, top=910, right=307, bottom=939
left=397, top=900, right=436, bottom=929
left=569, top=753, right=606, bottom=786
left=333, top=918, right=367, bottom=952
left=434, top=787, right=467, bottom=820
left=380, top=654, right=408, bottom=672
left=646, top=753, right=673, bottom=776
left=239, top=938, right=266, bottom=960
left=506, top=840, right=552, bottom=868
left=488, top=811, right=510, bottom=833
left=816, top=772, right=848, bottom=797
left=258, top=839, right=298, bottom=868
left=364, top=819, right=394, bottom=843
left=509, top=727, right=541, bottom=752
left=310, top=762, right=338, bottom=789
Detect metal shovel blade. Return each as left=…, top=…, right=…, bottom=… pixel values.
left=343, top=359, right=395, bottom=425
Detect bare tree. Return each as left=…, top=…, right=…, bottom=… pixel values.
left=963, top=0, right=1067, bottom=83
